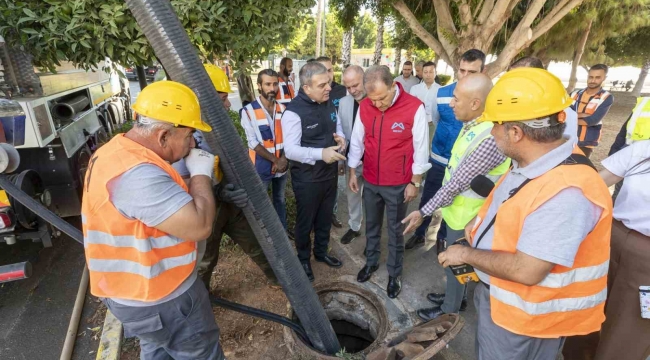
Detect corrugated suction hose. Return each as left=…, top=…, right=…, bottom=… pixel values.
left=124, top=0, right=341, bottom=354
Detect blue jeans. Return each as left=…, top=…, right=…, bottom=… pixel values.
left=263, top=174, right=287, bottom=230
left=415, top=160, right=447, bottom=240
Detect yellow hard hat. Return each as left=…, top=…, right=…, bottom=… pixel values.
left=204, top=64, right=232, bottom=93
left=132, top=81, right=212, bottom=132
left=478, top=68, right=572, bottom=123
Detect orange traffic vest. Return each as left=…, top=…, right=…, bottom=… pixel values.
left=82, top=134, right=197, bottom=302
left=470, top=149, right=612, bottom=338
left=276, top=78, right=295, bottom=104
left=572, top=89, right=611, bottom=147
left=243, top=99, right=285, bottom=182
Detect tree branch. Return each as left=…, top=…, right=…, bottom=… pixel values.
left=477, top=0, right=495, bottom=24
left=532, top=0, right=585, bottom=41
left=482, top=0, right=520, bottom=34
left=473, top=0, right=487, bottom=20
left=392, top=0, right=453, bottom=67
left=456, top=0, right=473, bottom=28
left=432, top=0, right=458, bottom=34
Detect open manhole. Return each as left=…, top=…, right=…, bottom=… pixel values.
left=283, top=281, right=390, bottom=359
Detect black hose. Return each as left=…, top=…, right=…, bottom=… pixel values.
left=125, top=0, right=340, bottom=354
left=0, top=175, right=83, bottom=244
left=210, top=296, right=310, bottom=344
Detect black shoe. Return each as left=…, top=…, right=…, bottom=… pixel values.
left=314, top=255, right=342, bottom=268
left=387, top=276, right=402, bottom=298
left=301, top=262, right=314, bottom=282
left=331, top=214, right=343, bottom=228
left=405, top=234, right=425, bottom=250
left=357, top=265, right=378, bottom=283
left=427, top=292, right=445, bottom=304
left=341, top=229, right=361, bottom=244
left=416, top=306, right=445, bottom=321
left=460, top=296, right=468, bottom=311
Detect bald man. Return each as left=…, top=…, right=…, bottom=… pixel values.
left=403, top=73, right=511, bottom=321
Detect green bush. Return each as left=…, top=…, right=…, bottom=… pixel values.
left=333, top=71, right=342, bottom=85
left=438, top=74, right=452, bottom=86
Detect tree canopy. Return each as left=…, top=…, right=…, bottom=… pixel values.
left=0, top=0, right=314, bottom=72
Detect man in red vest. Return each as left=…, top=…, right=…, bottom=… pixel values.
left=347, top=65, right=431, bottom=298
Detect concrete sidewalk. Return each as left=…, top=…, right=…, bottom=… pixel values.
left=329, top=176, right=477, bottom=360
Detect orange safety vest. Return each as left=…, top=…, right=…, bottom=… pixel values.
left=276, top=78, right=295, bottom=104
left=82, top=134, right=197, bottom=302
left=243, top=99, right=285, bottom=182
left=572, top=89, right=611, bottom=147
left=470, top=149, right=612, bottom=338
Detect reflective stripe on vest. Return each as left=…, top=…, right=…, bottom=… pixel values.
left=626, top=97, right=650, bottom=144
left=276, top=79, right=295, bottom=104
left=82, top=134, right=196, bottom=302
left=244, top=100, right=285, bottom=161
left=440, top=121, right=510, bottom=230
left=430, top=152, right=449, bottom=165
left=470, top=147, right=612, bottom=337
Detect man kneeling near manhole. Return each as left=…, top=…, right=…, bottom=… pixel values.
left=82, top=81, right=225, bottom=359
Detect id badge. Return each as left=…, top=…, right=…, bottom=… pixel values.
left=640, top=286, right=650, bottom=319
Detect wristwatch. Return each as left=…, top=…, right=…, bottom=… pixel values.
left=410, top=181, right=421, bottom=188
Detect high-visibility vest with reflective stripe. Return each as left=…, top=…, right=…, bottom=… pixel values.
left=470, top=148, right=612, bottom=338
left=441, top=121, right=510, bottom=231
left=430, top=82, right=463, bottom=166
left=572, top=89, right=611, bottom=147
left=243, top=99, right=285, bottom=182
left=276, top=79, right=295, bottom=104
left=626, top=97, right=650, bottom=144
left=81, top=134, right=197, bottom=302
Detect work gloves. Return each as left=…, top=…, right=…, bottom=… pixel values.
left=184, top=149, right=215, bottom=178
left=215, top=183, right=248, bottom=209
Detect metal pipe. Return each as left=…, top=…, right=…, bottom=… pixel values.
left=59, top=266, right=89, bottom=360
left=0, top=261, right=32, bottom=283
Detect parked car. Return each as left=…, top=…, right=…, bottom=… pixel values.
left=125, top=67, right=138, bottom=81
left=124, top=66, right=159, bottom=81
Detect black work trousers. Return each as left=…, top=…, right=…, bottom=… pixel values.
left=292, top=177, right=338, bottom=263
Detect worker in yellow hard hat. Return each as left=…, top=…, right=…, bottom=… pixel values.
left=171, top=64, right=278, bottom=290
left=82, top=80, right=226, bottom=359
left=438, top=68, right=612, bottom=360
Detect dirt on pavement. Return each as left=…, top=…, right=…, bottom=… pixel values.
left=120, top=91, right=639, bottom=360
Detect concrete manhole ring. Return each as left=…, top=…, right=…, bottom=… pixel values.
left=283, top=281, right=390, bottom=359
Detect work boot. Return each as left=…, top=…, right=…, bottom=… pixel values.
left=387, top=276, right=402, bottom=298
left=341, top=229, right=361, bottom=244
left=331, top=214, right=343, bottom=228
left=405, top=234, right=425, bottom=249
left=416, top=306, right=445, bottom=321
left=301, top=261, right=314, bottom=282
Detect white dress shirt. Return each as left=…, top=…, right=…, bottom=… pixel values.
left=281, top=103, right=345, bottom=165
left=410, top=82, right=441, bottom=123
left=347, top=86, right=432, bottom=175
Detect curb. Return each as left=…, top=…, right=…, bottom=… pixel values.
left=96, top=309, right=122, bottom=360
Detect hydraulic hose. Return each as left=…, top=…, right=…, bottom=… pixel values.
left=210, top=296, right=310, bottom=344
left=125, top=0, right=341, bottom=354
left=0, top=175, right=83, bottom=244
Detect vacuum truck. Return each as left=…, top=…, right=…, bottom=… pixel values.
left=0, top=42, right=131, bottom=282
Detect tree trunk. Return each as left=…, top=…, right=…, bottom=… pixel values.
left=315, top=0, right=323, bottom=57
left=394, top=47, right=402, bottom=76
left=372, top=16, right=384, bottom=65
left=405, top=48, right=412, bottom=62
left=632, top=59, right=650, bottom=97
left=567, top=19, right=592, bottom=93
left=342, top=29, right=352, bottom=66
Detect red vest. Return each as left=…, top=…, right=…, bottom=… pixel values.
left=360, top=82, right=422, bottom=186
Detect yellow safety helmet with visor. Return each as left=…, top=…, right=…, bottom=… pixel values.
left=132, top=81, right=212, bottom=132
left=478, top=68, right=572, bottom=126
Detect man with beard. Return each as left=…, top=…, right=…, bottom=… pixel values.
left=240, top=69, right=288, bottom=229
left=339, top=65, right=367, bottom=244
left=570, top=64, right=614, bottom=158
left=281, top=61, right=347, bottom=282
left=277, top=57, right=296, bottom=105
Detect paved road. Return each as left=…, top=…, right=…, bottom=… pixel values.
left=0, top=218, right=101, bottom=360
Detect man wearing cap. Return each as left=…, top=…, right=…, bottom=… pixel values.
left=438, top=68, right=612, bottom=359
left=82, top=81, right=225, bottom=359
